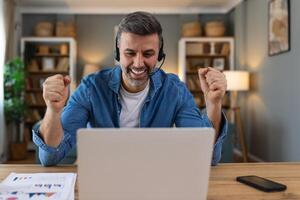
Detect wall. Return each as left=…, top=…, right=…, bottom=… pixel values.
left=234, top=0, right=300, bottom=161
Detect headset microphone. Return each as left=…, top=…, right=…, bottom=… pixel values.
left=148, top=54, right=166, bottom=76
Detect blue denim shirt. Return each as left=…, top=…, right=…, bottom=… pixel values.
left=33, top=66, right=227, bottom=166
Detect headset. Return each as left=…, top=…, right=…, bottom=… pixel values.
left=114, top=36, right=166, bottom=63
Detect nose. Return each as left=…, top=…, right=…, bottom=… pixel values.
left=133, top=53, right=144, bottom=67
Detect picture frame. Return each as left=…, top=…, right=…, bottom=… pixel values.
left=212, top=57, right=225, bottom=70
left=268, top=0, right=290, bottom=56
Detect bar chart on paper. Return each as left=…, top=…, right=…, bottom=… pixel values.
left=0, top=172, right=76, bottom=200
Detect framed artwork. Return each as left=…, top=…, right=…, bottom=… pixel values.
left=212, top=58, right=225, bottom=70
left=268, top=0, right=290, bottom=56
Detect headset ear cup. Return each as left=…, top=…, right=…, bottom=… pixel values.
left=158, top=49, right=165, bottom=62
left=114, top=37, right=120, bottom=62
left=114, top=47, right=120, bottom=62
left=158, top=37, right=165, bottom=62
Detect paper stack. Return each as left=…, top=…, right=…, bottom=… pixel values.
left=0, top=173, right=77, bottom=200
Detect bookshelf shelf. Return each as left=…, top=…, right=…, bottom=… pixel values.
left=27, top=71, right=69, bottom=75
left=190, top=90, right=202, bottom=93
left=26, top=89, right=43, bottom=93
left=27, top=104, right=46, bottom=108
left=34, top=54, right=70, bottom=57
left=186, top=54, right=227, bottom=59
left=186, top=71, right=199, bottom=75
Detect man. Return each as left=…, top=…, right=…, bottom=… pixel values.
left=33, top=11, right=227, bottom=166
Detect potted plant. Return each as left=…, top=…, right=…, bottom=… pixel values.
left=4, top=57, right=27, bottom=160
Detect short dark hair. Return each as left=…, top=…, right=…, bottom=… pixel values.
left=117, top=11, right=163, bottom=47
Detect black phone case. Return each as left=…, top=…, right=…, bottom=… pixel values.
left=236, top=175, right=287, bottom=192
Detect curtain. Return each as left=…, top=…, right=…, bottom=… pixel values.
left=0, top=0, right=14, bottom=163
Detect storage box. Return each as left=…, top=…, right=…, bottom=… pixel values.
left=37, top=45, right=49, bottom=55
left=186, top=43, right=204, bottom=55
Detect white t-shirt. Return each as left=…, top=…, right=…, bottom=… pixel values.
left=119, top=81, right=150, bottom=127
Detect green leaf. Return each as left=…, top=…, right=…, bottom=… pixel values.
left=4, top=57, right=27, bottom=123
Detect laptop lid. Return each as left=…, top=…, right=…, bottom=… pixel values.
left=77, top=128, right=215, bottom=200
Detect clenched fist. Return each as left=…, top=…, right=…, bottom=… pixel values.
left=198, top=67, right=227, bottom=106
left=42, top=74, right=71, bottom=113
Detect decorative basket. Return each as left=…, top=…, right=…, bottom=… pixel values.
left=56, top=22, right=76, bottom=38
left=35, top=22, right=54, bottom=37
left=182, top=21, right=202, bottom=37
left=205, top=21, right=225, bottom=37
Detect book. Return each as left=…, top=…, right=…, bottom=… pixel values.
left=187, top=77, right=196, bottom=90
left=25, top=78, right=33, bottom=90
left=56, top=58, right=69, bottom=72
left=221, top=43, right=230, bottom=55
left=25, top=93, right=37, bottom=105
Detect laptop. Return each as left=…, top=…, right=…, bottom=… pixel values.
left=77, top=128, right=215, bottom=200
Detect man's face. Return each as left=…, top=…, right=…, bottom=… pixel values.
left=118, top=32, right=160, bottom=92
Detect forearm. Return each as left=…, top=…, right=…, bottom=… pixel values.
left=206, top=101, right=222, bottom=141
left=39, top=108, right=64, bottom=148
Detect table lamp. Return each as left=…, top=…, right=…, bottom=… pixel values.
left=223, top=70, right=250, bottom=162
left=224, top=70, right=249, bottom=108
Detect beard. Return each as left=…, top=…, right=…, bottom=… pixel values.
left=120, top=64, right=154, bottom=88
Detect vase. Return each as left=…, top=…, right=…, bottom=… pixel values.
left=7, top=121, right=27, bottom=160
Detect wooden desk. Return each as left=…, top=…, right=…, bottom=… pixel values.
left=208, top=162, right=300, bottom=200
left=0, top=163, right=300, bottom=199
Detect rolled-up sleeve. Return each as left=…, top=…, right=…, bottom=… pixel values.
left=32, top=128, right=73, bottom=166
left=209, top=112, right=227, bottom=165
left=32, top=77, right=92, bottom=166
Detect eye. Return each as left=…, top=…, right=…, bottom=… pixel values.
left=125, top=52, right=136, bottom=57
left=143, top=52, right=155, bottom=58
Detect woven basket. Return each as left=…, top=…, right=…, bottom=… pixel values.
left=205, top=21, right=225, bottom=37
left=182, top=21, right=202, bottom=37
left=35, top=22, right=54, bottom=37
left=56, top=22, right=76, bottom=38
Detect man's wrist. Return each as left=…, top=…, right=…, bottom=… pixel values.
left=205, top=99, right=222, bottom=110
left=46, top=107, right=62, bottom=118
left=206, top=104, right=222, bottom=121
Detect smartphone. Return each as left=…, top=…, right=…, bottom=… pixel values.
left=236, top=175, right=287, bottom=192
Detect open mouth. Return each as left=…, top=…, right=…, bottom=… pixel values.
left=129, top=68, right=148, bottom=78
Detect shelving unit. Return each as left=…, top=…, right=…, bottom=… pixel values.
left=178, top=37, right=234, bottom=108
left=20, top=37, right=77, bottom=150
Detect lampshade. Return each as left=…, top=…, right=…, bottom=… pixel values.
left=83, top=64, right=100, bottom=77
left=223, top=70, right=249, bottom=91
